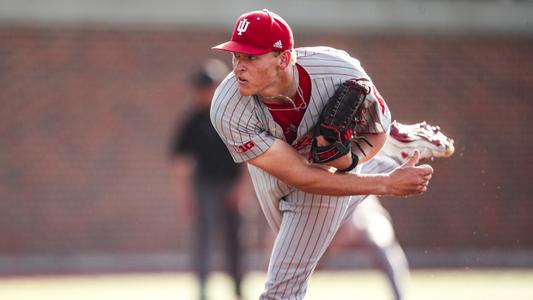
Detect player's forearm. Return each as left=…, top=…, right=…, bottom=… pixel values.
left=293, top=158, right=432, bottom=197
left=249, top=138, right=390, bottom=196
left=295, top=165, right=390, bottom=196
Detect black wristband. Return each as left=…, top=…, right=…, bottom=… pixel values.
left=338, top=152, right=359, bottom=173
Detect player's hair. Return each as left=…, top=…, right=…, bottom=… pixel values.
left=273, top=49, right=297, bottom=65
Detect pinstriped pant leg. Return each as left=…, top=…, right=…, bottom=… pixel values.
left=260, top=191, right=354, bottom=300
left=247, top=164, right=291, bottom=233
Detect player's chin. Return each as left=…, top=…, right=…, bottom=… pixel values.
left=236, top=79, right=255, bottom=96
left=237, top=86, right=254, bottom=97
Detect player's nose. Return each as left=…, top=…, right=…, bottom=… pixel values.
left=233, top=63, right=247, bottom=76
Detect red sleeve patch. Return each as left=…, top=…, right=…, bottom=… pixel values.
left=234, top=140, right=255, bottom=153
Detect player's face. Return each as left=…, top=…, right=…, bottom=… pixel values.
left=232, top=52, right=283, bottom=97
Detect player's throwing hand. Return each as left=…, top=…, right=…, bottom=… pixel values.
left=386, top=150, right=434, bottom=195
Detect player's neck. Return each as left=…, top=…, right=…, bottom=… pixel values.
left=259, top=65, right=298, bottom=105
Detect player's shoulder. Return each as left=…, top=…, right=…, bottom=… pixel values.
left=296, top=46, right=348, bottom=57
left=210, top=72, right=257, bottom=127
left=296, top=46, right=359, bottom=64
left=212, top=72, right=241, bottom=105
left=295, top=46, right=367, bottom=80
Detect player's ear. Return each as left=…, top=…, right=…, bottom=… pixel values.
left=278, top=50, right=291, bottom=69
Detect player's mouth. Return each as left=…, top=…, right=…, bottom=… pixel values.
left=237, top=76, right=248, bottom=85
left=235, top=75, right=253, bottom=96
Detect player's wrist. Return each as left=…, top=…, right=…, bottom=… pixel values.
left=352, top=173, right=390, bottom=195
left=372, top=174, right=391, bottom=195
left=337, top=153, right=359, bottom=173
left=320, top=152, right=354, bottom=171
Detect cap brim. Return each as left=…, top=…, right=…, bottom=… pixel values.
left=212, top=41, right=271, bottom=55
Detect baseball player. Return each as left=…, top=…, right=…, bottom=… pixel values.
left=210, top=9, right=433, bottom=299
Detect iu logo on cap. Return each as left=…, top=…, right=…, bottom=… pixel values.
left=237, top=18, right=250, bottom=36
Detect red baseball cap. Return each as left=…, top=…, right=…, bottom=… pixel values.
left=212, top=9, right=294, bottom=55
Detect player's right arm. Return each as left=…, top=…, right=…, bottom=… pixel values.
left=248, top=138, right=433, bottom=196
left=210, top=77, right=432, bottom=197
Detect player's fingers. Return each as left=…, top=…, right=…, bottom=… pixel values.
left=417, top=180, right=429, bottom=192
left=411, top=185, right=427, bottom=195
left=422, top=172, right=432, bottom=180
left=403, top=149, right=420, bottom=167
left=417, top=163, right=434, bottom=175
left=417, top=179, right=429, bottom=188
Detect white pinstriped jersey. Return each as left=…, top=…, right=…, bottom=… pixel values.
left=211, top=46, right=393, bottom=299
left=211, top=46, right=391, bottom=230
left=211, top=46, right=390, bottom=164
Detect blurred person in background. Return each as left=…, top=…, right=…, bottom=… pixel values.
left=169, top=59, right=248, bottom=300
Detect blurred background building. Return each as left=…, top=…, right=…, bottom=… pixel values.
left=0, top=0, right=532, bottom=274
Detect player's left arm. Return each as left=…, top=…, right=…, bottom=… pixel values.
left=317, top=80, right=391, bottom=171
left=354, top=82, right=391, bottom=163
left=316, top=131, right=387, bottom=170
left=352, top=132, right=388, bottom=164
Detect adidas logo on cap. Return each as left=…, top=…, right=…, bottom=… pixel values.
left=273, top=40, right=283, bottom=49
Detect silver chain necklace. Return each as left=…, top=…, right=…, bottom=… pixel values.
left=260, top=66, right=308, bottom=112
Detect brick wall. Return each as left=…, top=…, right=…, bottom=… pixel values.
left=0, top=27, right=532, bottom=259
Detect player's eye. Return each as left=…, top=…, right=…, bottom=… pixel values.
left=234, top=53, right=256, bottom=61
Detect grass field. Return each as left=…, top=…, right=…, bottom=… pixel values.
left=1, top=269, right=532, bottom=300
